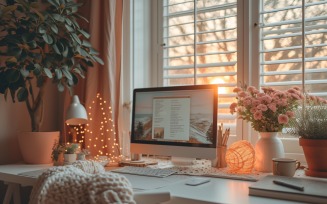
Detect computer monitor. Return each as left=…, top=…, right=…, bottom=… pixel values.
left=130, top=85, right=218, bottom=160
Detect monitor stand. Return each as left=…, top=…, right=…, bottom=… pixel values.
left=171, top=157, right=196, bottom=166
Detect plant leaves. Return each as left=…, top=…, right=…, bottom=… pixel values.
left=74, top=13, right=89, bottom=23
left=65, top=24, right=74, bottom=32
left=50, top=24, right=58, bottom=34
left=70, top=33, right=81, bottom=45
left=52, top=14, right=65, bottom=22
left=38, top=25, right=47, bottom=34
left=55, top=69, right=62, bottom=79
left=57, top=81, right=65, bottom=92
left=62, top=66, right=73, bottom=81
left=65, top=17, right=73, bottom=26
left=22, top=33, right=35, bottom=43
left=17, top=87, right=28, bottom=102
left=52, top=44, right=61, bottom=54
left=78, top=29, right=90, bottom=39
left=73, top=67, right=85, bottom=78
left=82, top=40, right=91, bottom=47
left=42, top=34, right=54, bottom=44
left=43, top=68, right=53, bottom=78
left=93, top=55, right=104, bottom=65
left=37, top=76, right=44, bottom=87
left=48, top=0, right=60, bottom=8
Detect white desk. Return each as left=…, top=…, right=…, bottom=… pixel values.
left=0, top=164, right=305, bottom=204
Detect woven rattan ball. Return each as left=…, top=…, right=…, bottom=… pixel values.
left=225, top=140, right=255, bottom=174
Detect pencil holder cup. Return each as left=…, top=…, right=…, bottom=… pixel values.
left=215, top=145, right=227, bottom=168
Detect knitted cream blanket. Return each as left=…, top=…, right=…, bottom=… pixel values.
left=29, top=161, right=136, bottom=204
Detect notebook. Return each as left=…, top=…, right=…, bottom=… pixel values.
left=249, top=175, right=327, bottom=203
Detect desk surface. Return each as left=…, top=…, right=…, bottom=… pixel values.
left=0, top=163, right=308, bottom=204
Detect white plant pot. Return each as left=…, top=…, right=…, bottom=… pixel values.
left=254, top=132, right=285, bottom=172
left=64, top=154, right=77, bottom=165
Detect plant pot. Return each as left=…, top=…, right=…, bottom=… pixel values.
left=18, top=131, right=59, bottom=164
left=254, top=132, right=285, bottom=173
left=64, top=153, right=77, bottom=165
left=299, top=138, right=327, bottom=178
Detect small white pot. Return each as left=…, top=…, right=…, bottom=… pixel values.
left=64, top=153, right=76, bottom=165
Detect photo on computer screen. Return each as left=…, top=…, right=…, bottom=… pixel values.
left=132, top=85, right=217, bottom=147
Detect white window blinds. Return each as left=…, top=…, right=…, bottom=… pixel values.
left=160, top=0, right=238, bottom=135
left=260, top=0, right=327, bottom=97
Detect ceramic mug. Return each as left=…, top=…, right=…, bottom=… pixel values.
left=272, top=158, right=301, bottom=177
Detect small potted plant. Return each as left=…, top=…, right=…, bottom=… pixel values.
left=287, top=94, right=327, bottom=177
left=64, top=143, right=79, bottom=165
left=77, top=148, right=90, bottom=160
left=51, top=141, right=65, bottom=166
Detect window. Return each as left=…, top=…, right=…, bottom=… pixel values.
left=157, top=0, right=240, bottom=143
left=128, top=0, right=327, bottom=162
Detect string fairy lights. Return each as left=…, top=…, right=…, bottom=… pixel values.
left=66, top=93, right=123, bottom=162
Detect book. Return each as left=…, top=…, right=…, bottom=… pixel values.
left=249, top=175, right=327, bottom=203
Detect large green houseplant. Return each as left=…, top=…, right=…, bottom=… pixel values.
left=287, top=94, right=327, bottom=178
left=0, top=0, right=103, bottom=132
left=0, top=0, right=103, bottom=164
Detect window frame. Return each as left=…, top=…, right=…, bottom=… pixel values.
left=126, top=0, right=307, bottom=163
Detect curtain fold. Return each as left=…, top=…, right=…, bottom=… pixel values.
left=62, top=0, right=124, bottom=161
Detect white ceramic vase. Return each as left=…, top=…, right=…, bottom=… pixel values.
left=254, top=132, right=284, bottom=172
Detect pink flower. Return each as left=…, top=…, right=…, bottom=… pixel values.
left=291, top=93, right=300, bottom=100
left=278, top=114, right=289, bottom=124
left=238, top=91, right=247, bottom=98
left=250, top=107, right=257, bottom=113
left=257, top=104, right=268, bottom=111
left=254, top=111, right=263, bottom=120
left=268, top=103, right=277, bottom=112
left=252, top=100, right=261, bottom=106
left=233, top=87, right=242, bottom=93
left=230, top=102, right=238, bottom=114
left=286, top=111, right=295, bottom=118
left=292, top=86, right=301, bottom=91
left=247, top=86, right=257, bottom=93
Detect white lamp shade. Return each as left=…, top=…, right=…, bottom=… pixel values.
left=65, top=95, right=88, bottom=125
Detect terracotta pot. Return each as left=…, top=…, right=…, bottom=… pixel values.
left=299, top=138, right=327, bottom=178
left=18, top=131, right=60, bottom=164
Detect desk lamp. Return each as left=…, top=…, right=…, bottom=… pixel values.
left=66, top=95, right=88, bottom=125
left=65, top=95, right=88, bottom=145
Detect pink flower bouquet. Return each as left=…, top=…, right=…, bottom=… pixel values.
left=230, top=86, right=304, bottom=132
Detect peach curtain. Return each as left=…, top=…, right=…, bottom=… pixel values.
left=62, top=0, right=123, bottom=160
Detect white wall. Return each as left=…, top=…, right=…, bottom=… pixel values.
left=0, top=81, right=60, bottom=164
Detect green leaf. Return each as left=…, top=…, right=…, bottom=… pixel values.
left=65, top=24, right=75, bottom=32
left=8, top=47, right=22, bottom=58
left=38, top=25, right=47, bottom=34
left=57, top=81, right=65, bottom=92
left=50, top=24, right=58, bottom=34
left=89, top=48, right=99, bottom=55
left=43, top=68, right=53, bottom=78
left=48, top=0, right=60, bottom=8
left=52, top=44, right=60, bottom=54
left=17, top=87, right=28, bottom=102
left=78, top=29, right=90, bottom=39
left=65, top=18, right=73, bottom=26
left=52, top=14, right=65, bottom=22
left=73, top=67, right=85, bottom=78
left=55, top=69, right=62, bottom=79
left=42, top=34, right=54, bottom=44
left=72, top=73, right=78, bottom=84
left=82, top=40, right=91, bottom=47
left=62, top=46, right=69, bottom=57
left=62, top=66, right=73, bottom=80
left=70, top=33, right=81, bottom=45
left=74, top=13, right=89, bottom=23
left=93, top=55, right=104, bottom=65
left=27, top=41, right=37, bottom=49
left=33, top=64, right=42, bottom=76
left=20, top=69, right=30, bottom=77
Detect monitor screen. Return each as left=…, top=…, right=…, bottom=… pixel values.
left=130, top=85, right=218, bottom=159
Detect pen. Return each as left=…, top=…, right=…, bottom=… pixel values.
left=273, top=180, right=304, bottom=191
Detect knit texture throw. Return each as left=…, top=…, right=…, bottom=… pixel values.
left=29, top=161, right=136, bottom=204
